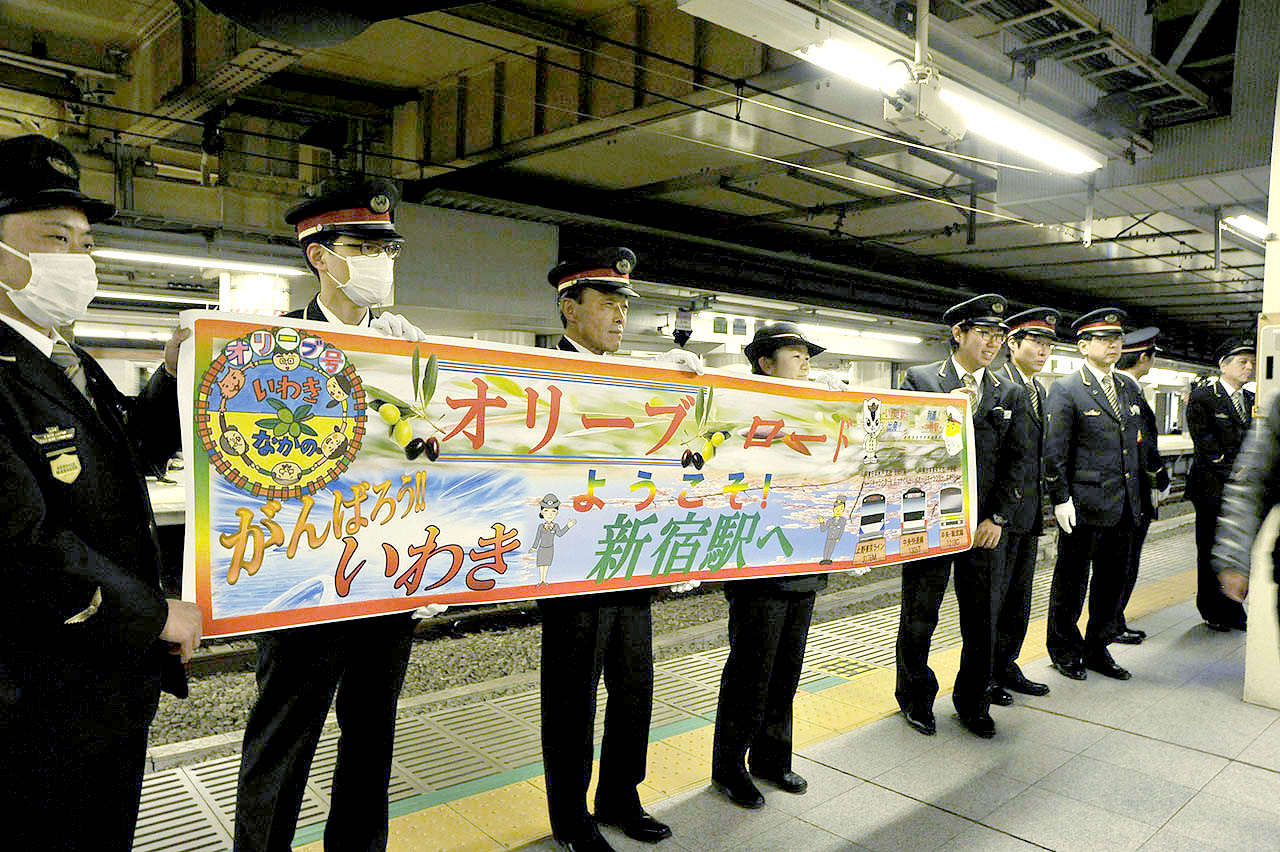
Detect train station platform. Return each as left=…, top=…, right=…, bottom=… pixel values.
left=131, top=525, right=1280, bottom=852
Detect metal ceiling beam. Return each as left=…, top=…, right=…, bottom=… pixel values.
left=784, top=167, right=872, bottom=199
left=926, top=229, right=1202, bottom=258
left=1165, top=0, right=1226, bottom=72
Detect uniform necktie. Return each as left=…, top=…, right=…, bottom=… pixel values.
left=962, top=372, right=980, bottom=414
left=50, top=340, right=91, bottom=402
left=1026, top=378, right=1041, bottom=420
left=1232, top=389, right=1247, bottom=422
left=1101, top=373, right=1119, bottom=416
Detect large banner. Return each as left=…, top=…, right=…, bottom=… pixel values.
left=179, top=312, right=976, bottom=637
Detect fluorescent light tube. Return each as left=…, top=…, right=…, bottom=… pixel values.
left=1222, top=214, right=1270, bottom=240
left=93, top=287, right=219, bottom=305
left=937, top=90, right=1104, bottom=174
left=92, top=248, right=309, bottom=277
left=74, top=323, right=173, bottom=342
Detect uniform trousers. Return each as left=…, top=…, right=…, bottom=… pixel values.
left=1047, top=515, right=1133, bottom=664
left=712, top=589, right=815, bottom=777
left=538, top=592, right=653, bottom=843
left=993, top=530, right=1038, bottom=681
left=1116, top=516, right=1151, bottom=632
left=895, top=538, right=1010, bottom=717
left=1194, top=489, right=1248, bottom=628
left=4, top=655, right=160, bottom=852
left=233, top=614, right=415, bottom=852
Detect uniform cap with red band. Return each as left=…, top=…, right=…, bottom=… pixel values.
left=284, top=177, right=404, bottom=244
left=1071, top=307, right=1129, bottom=339
left=1005, top=307, right=1061, bottom=341
left=548, top=247, right=639, bottom=298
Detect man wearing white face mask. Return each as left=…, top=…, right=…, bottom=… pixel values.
left=233, top=180, right=430, bottom=852
left=0, top=134, right=204, bottom=852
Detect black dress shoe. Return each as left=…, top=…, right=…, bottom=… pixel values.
left=751, top=768, right=807, bottom=794
left=902, top=706, right=936, bottom=736
left=559, top=832, right=618, bottom=852
left=1083, top=650, right=1131, bottom=680
left=1111, top=630, right=1145, bottom=645
left=989, top=686, right=1014, bottom=706
left=594, top=810, right=671, bottom=843
left=1050, top=659, right=1087, bottom=680
left=1000, top=670, right=1050, bottom=696
left=711, top=772, right=765, bottom=809
left=1205, top=621, right=1233, bottom=632
left=956, top=710, right=996, bottom=738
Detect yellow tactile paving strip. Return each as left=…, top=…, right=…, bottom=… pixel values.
left=295, top=562, right=1196, bottom=852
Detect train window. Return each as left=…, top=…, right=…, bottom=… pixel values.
left=940, top=487, right=963, bottom=515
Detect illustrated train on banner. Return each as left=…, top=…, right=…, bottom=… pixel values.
left=178, top=312, right=978, bottom=637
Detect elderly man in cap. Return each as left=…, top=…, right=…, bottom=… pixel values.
left=233, top=178, right=434, bottom=852
left=987, top=308, right=1059, bottom=707
left=709, top=321, right=839, bottom=809
left=1187, top=339, right=1254, bottom=632
left=1045, top=309, right=1145, bottom=682
left=894, top=294, right=1034, bottom=739
left=539, top=247, right=701, bottom=852
left=1112, top=328, right=1169, bottom=645
left=0, top=134, right=203, bottom=851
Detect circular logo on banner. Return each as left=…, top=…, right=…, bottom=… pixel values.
left=195, top=329, right=367, bottom=499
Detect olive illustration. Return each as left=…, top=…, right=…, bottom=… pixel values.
left=681, top=448, right=693, bottom=468
left=710, top=431, right=726, bottom=447
left=692, top=452, right=704, bottom=470
left=392, top=419, right=413, bottom=446
left=379, top=403, right=401, bottom=425
left=405, top=437, right=427, bottom=460
left=425, top=436, right=440, bottom=461
left=370, top=398, right=386, bottom=409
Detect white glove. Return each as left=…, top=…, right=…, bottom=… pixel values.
left=412, top=603, right=450, bottom=619
left=811, top=371, right=851, bottom=391
left=371, top=312, right=428, bottom=342
left=1053, top=499, right=1076, bottom=535
left=654, top=348, right=704, bottom=375
left=669, top=579, right=702, bottom=593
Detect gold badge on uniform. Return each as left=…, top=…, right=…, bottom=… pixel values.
left=49, top=451, right=82, bottom=483
left=1084, top=409, right=1102, bottom=416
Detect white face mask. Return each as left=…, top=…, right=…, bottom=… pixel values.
left=0, top=240, right=99, bottom=330
left=320, top=245, right=394, bottom=308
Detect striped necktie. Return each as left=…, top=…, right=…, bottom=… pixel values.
left=1026, top=378, right=1041, bottom=421
left=1232, top=389, right=1247, bottom=423
left=50, top=340, right=92, bottom=403
left=962, top=372, right=980, bottom=414
left=1101, top=373, right=1119, bottom=416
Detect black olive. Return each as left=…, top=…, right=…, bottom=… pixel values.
left=692, top=452, right=704, bottom=470
left=425, top=436, right=440, bottom=461
left=681, top=448, right=693, bottom=468
left=405, top=437, right=426, bottom=460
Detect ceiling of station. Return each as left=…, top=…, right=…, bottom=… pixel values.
left=0, top=0, right=1270, bottom=362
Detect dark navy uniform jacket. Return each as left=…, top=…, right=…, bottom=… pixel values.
left=998, top=362, right=1046, bottom=536
left=287, top=295, right=374, bottom=325
left=1186, top=379, right=1253, bottom=502
left=1117, top=371, right=1166, bottom=521
left=0, top=321, right=184, bottom=715
left=1044, top=366, right=1144, bottom=527
left=901, top=358, right=1033, bottom=527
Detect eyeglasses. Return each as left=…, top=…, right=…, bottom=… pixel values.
left=1087, top=333, right=1124, bottom=344
left=329, top=241, right=403, bottom=259
left=968, top=327, right=1007, bottom=344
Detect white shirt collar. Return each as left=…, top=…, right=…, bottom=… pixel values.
left=950, top=356, right=985, bottom=386
left=316, top=295, right=370, bottom=327
left=1084, top=360, right=1114, bottom=383
left=1218, top=376, right=1242, bottom=396
left=1008, top=361, right=1037, bottom=386
left=0, top=311, right=57, bottom=358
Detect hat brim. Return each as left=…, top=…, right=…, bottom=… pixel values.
left=744, top=339, right=825, bottom=364
left=565, top=279, right=638, bottom=299
left=307, top=223, right=404, bottom=243
left=0, top=189, right=116, bottom=223
left=1011, top=328, right=1057, bottom=341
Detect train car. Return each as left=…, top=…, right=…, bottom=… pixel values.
left=859, top=492, right=887, bottom=536
left=901, top=487, right=927, bottom=532
left=939, top=486, right=965, bottom=529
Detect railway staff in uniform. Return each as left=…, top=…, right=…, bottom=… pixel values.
left=1044, top=309, right=1143, bottom=682
left=1187, top=339, right=1254, bottom=632
left=711, top=322, right=829, bottom=809
left=988, top=308, right=1058, bottom=707
left=538, top=247, right=701, bottom=852
left=1114, top=327, right=1169, bottom=644
left=233, top=179, right=432, bottom=852
left=895, top=294, right=1034, bottom=739
left=0, top=134, right=203, bottom=852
